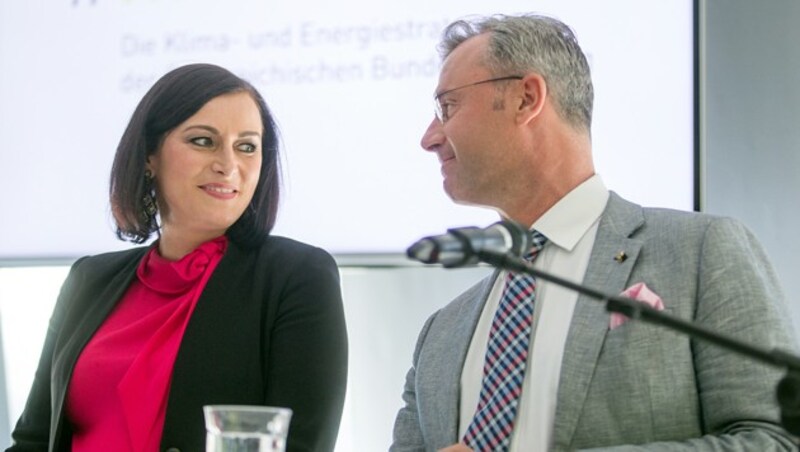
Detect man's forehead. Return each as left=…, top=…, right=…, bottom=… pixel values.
left=437, top=34, right=492, bottom=90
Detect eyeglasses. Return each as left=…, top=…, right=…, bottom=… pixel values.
left=433, top=75, right=524, bottom=123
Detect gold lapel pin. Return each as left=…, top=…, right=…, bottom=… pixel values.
left=613, top=251, right=628, bottom=263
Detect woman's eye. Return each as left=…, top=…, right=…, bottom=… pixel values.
left=238, top=142, right=257, bottom=154
left=190, top=136, right=213, bottom=147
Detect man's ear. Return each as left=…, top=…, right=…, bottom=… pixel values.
left=516, top=73, right=547, bottom=125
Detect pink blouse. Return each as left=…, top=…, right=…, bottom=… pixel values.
left=66, top=236, right=227, bottom=452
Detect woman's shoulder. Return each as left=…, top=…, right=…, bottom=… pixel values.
left=71, top=246, right=150, bottom=274
left=241, top=235, right=335, bottom=262
left=226, top=235, right=338, bottom=280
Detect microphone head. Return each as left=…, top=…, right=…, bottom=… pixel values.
left=406, top=238, right=436, bottom=264
left=492, top=220, right=532, bottom=257
left=406, top=232, right=474, bottom=267
left=405, top=220, right=532, bottom=267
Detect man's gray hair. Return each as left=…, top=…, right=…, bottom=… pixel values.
left=439, top=14, right=594, bottom=132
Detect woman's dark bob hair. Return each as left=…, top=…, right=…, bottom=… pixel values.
left=110, top=63, right=280, bottom=248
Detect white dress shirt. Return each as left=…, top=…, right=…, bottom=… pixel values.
left=459, top=175, right=609, bottom=451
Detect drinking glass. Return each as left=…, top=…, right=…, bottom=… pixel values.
left=204, top=405, right=293, bottom=452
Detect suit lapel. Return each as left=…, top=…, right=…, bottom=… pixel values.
left=552, top=193, right=645, bottom=448
left=418, top=272, right=499, bottom=447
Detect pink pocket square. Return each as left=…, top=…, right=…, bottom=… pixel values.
left=609, top=282, right=665, bottom=330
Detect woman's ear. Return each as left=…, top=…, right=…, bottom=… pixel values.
left=145, top=154, right=156, bottom=177
left=516, top=73, right=547, bottom=125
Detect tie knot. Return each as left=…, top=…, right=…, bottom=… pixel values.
left=525, top=230, right=548, bottom=261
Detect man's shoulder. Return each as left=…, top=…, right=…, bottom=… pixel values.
left=606, top=191, right=743, bottom=237
left=604, top=193, right=771, bottom=272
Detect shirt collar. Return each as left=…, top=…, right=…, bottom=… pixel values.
left=532, top=174, right=609, bottom=252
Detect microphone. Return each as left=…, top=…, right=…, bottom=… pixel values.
left=406, top=220, right=531, bottom=268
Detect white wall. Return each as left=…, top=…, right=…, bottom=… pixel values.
left=701, top=0, right=800, bottom=331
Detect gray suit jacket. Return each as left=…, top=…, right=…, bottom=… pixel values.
left=391, top=193, right=798, bottom=451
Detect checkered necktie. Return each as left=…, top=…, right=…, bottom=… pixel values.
left=463, top=230, right=548, bottom=451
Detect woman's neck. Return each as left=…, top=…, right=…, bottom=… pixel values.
left=157, top=226, right=224, bottom=261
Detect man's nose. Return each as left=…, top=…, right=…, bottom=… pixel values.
left=420, top=117, right=444, bottom=152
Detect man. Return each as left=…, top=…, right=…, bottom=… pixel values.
left=391, top=14, right=798, bottom=451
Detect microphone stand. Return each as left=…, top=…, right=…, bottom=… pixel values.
left=474, top=248, right=800, bottom=435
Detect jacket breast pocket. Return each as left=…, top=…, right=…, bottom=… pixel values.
left=569, top=309, right=703, bottom=446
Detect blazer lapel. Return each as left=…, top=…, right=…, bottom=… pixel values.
left=417, top=272, right=498, bottom=448
left=50, top=248, right=146, bottom=450
left=52, top=251, right=143, bottom=389
left=552, top=192, right=645, bottom=448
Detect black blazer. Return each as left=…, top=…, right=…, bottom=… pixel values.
left=8, top=236, right=348, bottom=452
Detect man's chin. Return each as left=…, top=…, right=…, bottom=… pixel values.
left=447, top=189, right=506, bottom=217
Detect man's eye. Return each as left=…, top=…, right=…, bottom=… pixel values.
left=442, top=104, right=452, bottom=119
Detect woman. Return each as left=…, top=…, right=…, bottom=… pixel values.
left=7, top=64, right=348, bottom=452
